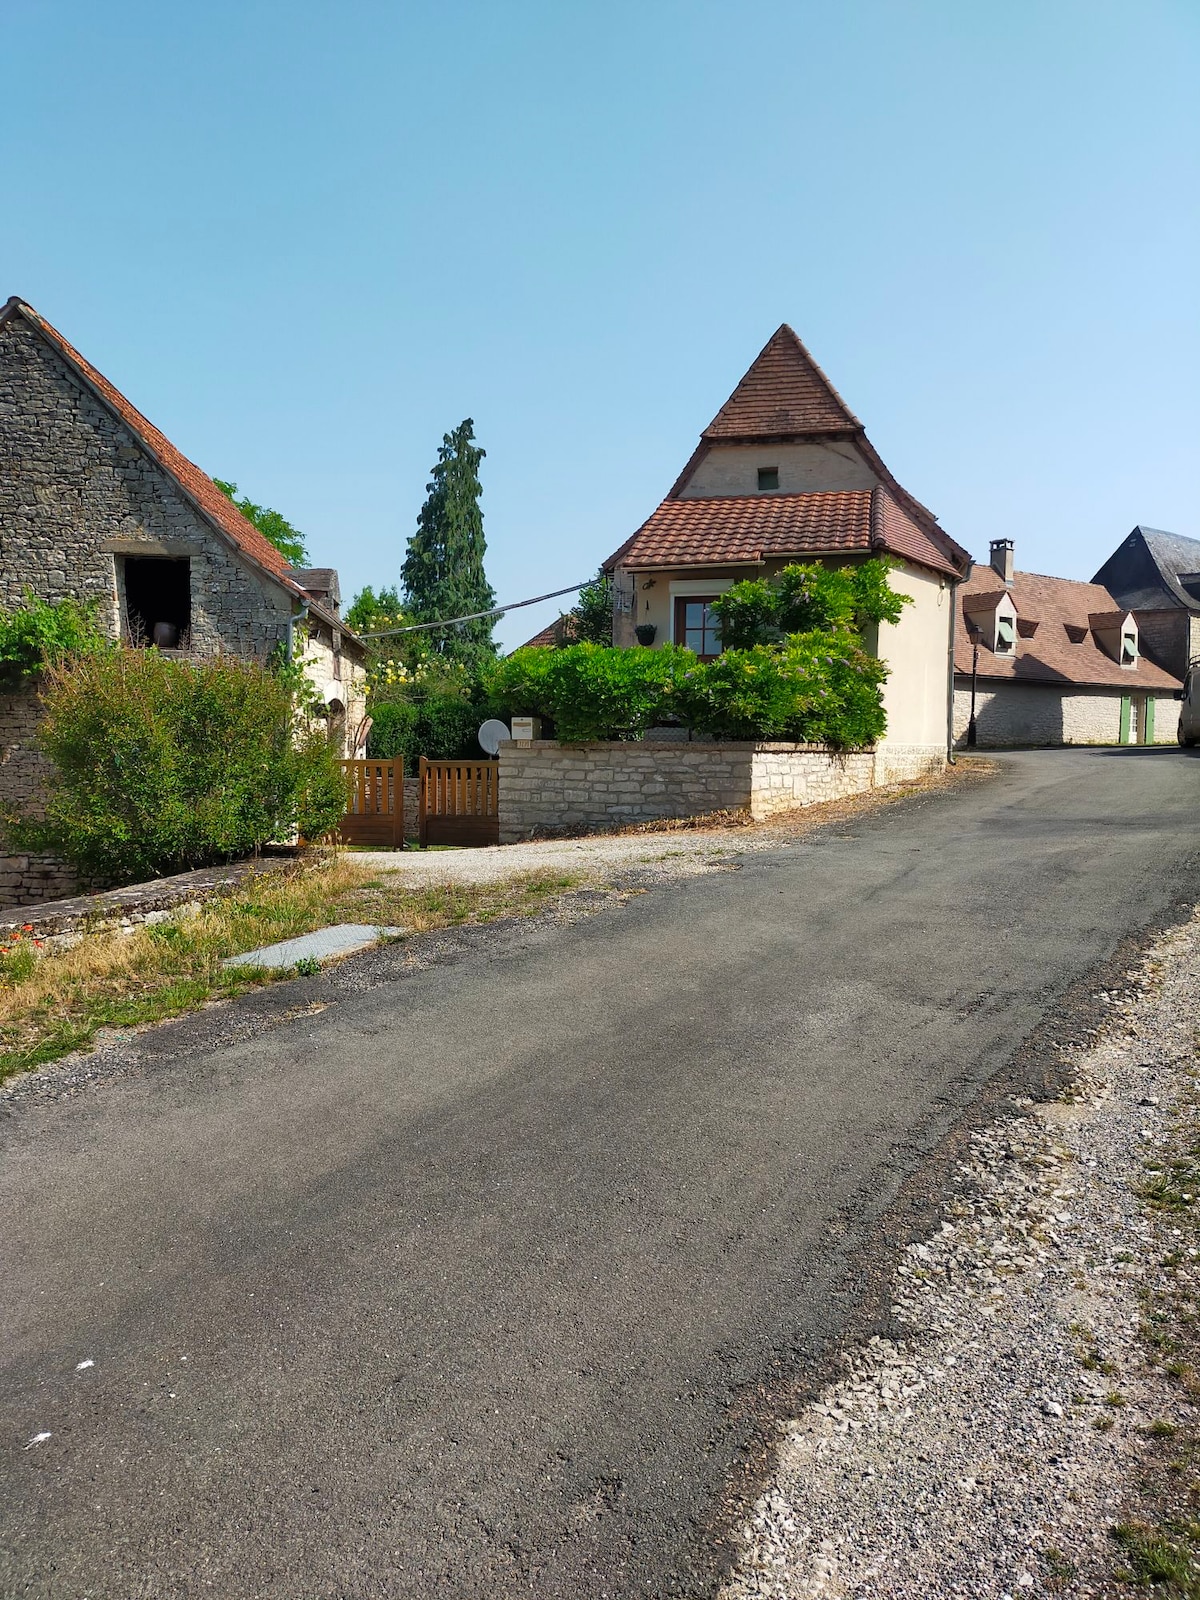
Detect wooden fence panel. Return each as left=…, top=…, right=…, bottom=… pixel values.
left=418, top=758, right=500, bottom=847
left=339, top=759, right=404, bottom=847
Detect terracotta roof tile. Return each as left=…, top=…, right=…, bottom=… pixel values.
left=2, top=297, right=300, bottom=592
left=516, top=615, right=579, bottom=650
left=702, top=325, right=861, bottom=438
left=608, top=487, right=961, bottom=577
left=954, top=564, right=1180, bottom=690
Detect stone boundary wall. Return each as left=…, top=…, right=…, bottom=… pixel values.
left=0, top=856, right=296, bottom=946
left=497, top=740, right=944, bottom=841
left=952, top=682, right=1180, bottom=747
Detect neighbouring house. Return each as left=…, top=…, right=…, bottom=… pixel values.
left=0, top=296, right=367, bottom=757
left=951, top=540, right=1181, bottom=747
left=1092, top=526, right=1200, bottom=682
left=601, top=325, right=972, bottom=781
left=517, top=614, right=580, bottom=650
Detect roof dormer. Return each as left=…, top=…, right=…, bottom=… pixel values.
left=964, top=587, right=1019, bottom=657
left=1089, top=609, right=1139, bottom=668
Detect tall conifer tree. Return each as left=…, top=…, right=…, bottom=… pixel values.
left=401, top=419, right=496, bottom=663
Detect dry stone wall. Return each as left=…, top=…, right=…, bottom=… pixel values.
left=0, top=314, right=294, bottom=659
left=497, top=740, right=943, bottom=841
left=952, top=682, right=1179, bottom=747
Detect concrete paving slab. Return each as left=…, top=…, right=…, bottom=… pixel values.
left=222, top=924, right=398, bottom=970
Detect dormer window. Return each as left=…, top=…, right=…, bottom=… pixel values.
left=995, top=615, right=1015, bottom=655
left=757, top=467, right=780, bottom=492
left=1122, top=630, right=1138, bottom=666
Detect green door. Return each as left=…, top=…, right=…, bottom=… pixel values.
left=1119, top=696, right=1131, bottom=744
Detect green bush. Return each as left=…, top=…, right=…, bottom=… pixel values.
left=710, top=558, right=907, bottom=649
left=10, top=649, right=348, bottom=882
left=671, top=633, right=888, bottom=747
left=487, top=633, right=888, bottom=749
left=487, top=643, right=691, bottom=741
left=0, top=594, right=104, bottom=689
left=366, top=693, right=485, bottom=771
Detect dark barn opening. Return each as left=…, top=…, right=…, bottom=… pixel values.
left=123, top=557, right=191, bottom=648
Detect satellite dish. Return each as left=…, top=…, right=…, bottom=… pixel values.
left=477, top=719, right=512, bottom=757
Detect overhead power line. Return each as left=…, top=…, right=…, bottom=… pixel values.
left=356, top=581, right=592, bottom=640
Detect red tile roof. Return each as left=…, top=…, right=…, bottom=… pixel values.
left=702, top=325, right=862, bottom=438
left=2, top=297, right=297, bottom=592
left=608, top=487, right=961, bottom=577
left=954, top=564, right=1180, bottom=690
left=515, top=615, right=579, bottom=650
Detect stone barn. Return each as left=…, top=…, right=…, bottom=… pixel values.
left=0, top=294, right=368, bottom=904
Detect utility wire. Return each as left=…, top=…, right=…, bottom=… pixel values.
left=356, top=581, right=591, bottom=640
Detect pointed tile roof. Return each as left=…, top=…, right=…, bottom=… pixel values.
left=701, top=324, right=861, bottom=439
left=648, top=325, right=969, bottom=576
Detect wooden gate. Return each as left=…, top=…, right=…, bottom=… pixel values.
left=340, top=759, right=405, bottom=847
left=418, top=757, right=500, bottom=847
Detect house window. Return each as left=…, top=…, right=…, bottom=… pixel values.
left=122, top=557, right=191, bottom=649
left=1121, top=631, right=1138, bottom=666
left=674, top=596, right=723, bottom=659
left=757, top=467, right=780, bottom=492
left=995, top=615, right=1015, bottom=654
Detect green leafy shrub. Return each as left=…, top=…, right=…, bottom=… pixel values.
left=368, top=700, right=418, bottom=762
left=672, top=633, right=888, bottom=747
left=487, top=643, right=691, bottom=741
left=710, top=558, right=907, bottom=649
left=366, top=693, right=484, bottom=770
left=0, top=594, right=104, bottom=689
left=9, top=650, right=347, bottom=882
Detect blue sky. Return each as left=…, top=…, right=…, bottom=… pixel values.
left=4, top=0, right=1197, bottom=649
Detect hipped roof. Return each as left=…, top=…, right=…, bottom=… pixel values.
left=0, top=296, right=361, bottom=649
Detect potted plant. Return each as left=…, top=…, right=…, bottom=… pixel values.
left=634, top=623, right=657, bottom=646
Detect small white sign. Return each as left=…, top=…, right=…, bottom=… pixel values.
left=511, top=716, right=541, bottom=741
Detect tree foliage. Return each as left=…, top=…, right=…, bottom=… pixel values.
left=563, top=572, right=613, bottom=646
left=214, top=479, right=309, bottom=567
left=400, top=420, right=496, bottom=665
left=345, top=586, right=405, bottom=636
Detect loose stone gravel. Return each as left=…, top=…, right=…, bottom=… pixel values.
left=721, top=910, right=1200, bottom=1600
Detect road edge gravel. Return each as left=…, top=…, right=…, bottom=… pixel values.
left=718, top=907, right=1200, bottom=1599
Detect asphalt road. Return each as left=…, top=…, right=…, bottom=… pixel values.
left=3, top=748, right=1199, bottom=1599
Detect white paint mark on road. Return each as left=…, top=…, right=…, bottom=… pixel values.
left=75, top=1359, right=94, bottom=1370
left=24, top=1432, right=51, bottom=1449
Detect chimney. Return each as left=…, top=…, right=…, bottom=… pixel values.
left=990, top=539, right=1014, bottom=587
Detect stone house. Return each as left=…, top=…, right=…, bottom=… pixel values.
left=0, top=295, right=369, bottom=904
left=952, top=540, right=1181, bottom=747
left=601, top=325, right=972, bottom=782
left=1092, top=525, right=1200, bottom=682
left=0, top=295, right=368, bottom=751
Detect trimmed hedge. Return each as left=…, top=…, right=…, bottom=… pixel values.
left=367, top=693, right=485, bottom=771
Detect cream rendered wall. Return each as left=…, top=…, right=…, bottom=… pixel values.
left=679, top=440, right=878, bottom=498
left=876, top=562, right=952, bottom=748
left=622, top=566, right=752, bottom=646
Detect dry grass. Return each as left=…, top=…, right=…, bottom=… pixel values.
left=0, top=860, right=583, bottom=1084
